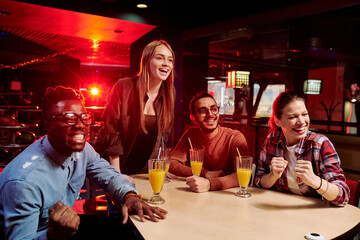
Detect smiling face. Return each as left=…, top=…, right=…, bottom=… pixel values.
left=191, top=97, right=219, bottom=133
left=46, top=99, right=89, bottom=156
left=149, top=44, right=174, bottom=83
left=275, top=99, right=310, bottom=146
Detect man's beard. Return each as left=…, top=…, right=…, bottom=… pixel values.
left=201, top=122, right=218, bottom=133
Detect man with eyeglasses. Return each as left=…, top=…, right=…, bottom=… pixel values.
left=0, top=86, right=166, bottom=240
left=169, top=91, right=249, bottom=192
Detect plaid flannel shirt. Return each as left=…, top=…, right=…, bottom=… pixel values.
left=255, top=129, right=350, bottom=206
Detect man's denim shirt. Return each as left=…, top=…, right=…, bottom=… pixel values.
left=0, top=136, right=137, bottom=240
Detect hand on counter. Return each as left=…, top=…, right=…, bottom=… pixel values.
left=122, top=196, right=168, bottom=224
left=186, top=175, right=210, bottom=193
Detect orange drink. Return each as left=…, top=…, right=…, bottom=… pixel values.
left=148, top=159, right=166, bottom=204
left=189, top=148, right=204, bottom=176
left=235, top=156, right=253, bottom=198
left=237, top=168, right=252, bottom=187
left=149, top=169, right=165, bottom=193
left=191, top=161, right=203, bottom=176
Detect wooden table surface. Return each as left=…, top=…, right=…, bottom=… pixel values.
left=129, top=174, right=360, bottom=240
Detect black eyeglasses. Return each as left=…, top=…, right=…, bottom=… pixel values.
left=196, top=106, right=220, bottom=118
left=48, top=112, right=93, bottom=126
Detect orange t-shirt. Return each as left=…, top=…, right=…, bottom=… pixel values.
left=170, top=126, right=249, bottom=190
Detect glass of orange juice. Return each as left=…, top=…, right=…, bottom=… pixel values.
left=236, top=156, right=253, bottom=198
left=148, top=159, right=166, bottom=205
left=190, top=148, right=204, bottom=176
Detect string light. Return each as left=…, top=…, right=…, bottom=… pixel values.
left=0, top=47, right=77, bottom=70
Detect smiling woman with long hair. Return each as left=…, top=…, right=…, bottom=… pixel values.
left=95, top=40, right=175, bottom=175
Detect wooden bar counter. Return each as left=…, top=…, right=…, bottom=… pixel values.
left=129, top=174, right=360, bottom=240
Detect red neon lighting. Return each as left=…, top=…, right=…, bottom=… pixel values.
left=90, top=87, right=100, bottom=96
left=95, top=206, right=107, bottom=211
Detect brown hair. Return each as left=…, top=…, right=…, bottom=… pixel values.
left=268, top=90, right=304, bottom=132
left=189, top=91, right=216, bottom=115
left=137, top=40, right=175, bottom=133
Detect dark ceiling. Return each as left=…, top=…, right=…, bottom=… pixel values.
left=14, top=0, right=315, bottom=30
left=0, top=0, right=319, bottom=69
left=0, top=0, right=157, bottom=70
left=1, top=0, right=360, bottom=72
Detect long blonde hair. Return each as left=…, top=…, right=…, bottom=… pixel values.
left=137, top=40, right=175, bottom=134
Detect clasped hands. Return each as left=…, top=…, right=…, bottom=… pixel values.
left=186, top=170, right=224, bottom=193
left=270, top=157, right=319, bottom=188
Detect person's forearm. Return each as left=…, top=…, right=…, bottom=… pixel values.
left=312, top=177, right=340, bottom=202
left=169, top=159, right=192, bottom=177
left=208, top=172, right=238, bottom=191
left=259, top=172, right=279, bottom=189
left=109, top=155, right=120, bottom=172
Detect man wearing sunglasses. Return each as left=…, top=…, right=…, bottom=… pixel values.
left=0, top=86, right=166, bottom=240
left=169, top=91, right=249, bottom=193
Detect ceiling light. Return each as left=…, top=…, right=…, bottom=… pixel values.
left=137, top=3, right=148, bottom=8
left=304, top=79, right=322, bottom=95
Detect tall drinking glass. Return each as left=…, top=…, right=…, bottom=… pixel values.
left=190, top=148, right=204, bottom=176
left=236, top=156, right=253, bottom=198
left=148, top=159, right=166, bottom=205
left=160, top=148, right=172, bottom=183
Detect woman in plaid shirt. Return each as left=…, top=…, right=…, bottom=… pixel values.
left=255, top=90, right=350, bottom=206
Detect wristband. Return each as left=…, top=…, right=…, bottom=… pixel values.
left=320, top=180, right=329, bottom=196
left=314, top=178, right=322, bottom=191
left=124, top=192, right=142, bottom=202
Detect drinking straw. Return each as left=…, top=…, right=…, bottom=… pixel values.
left=188, top=137, right=194, bottom=150
left=236, top=147, right=241, bottom=164
left=157, top=147, right=162, bottom=160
